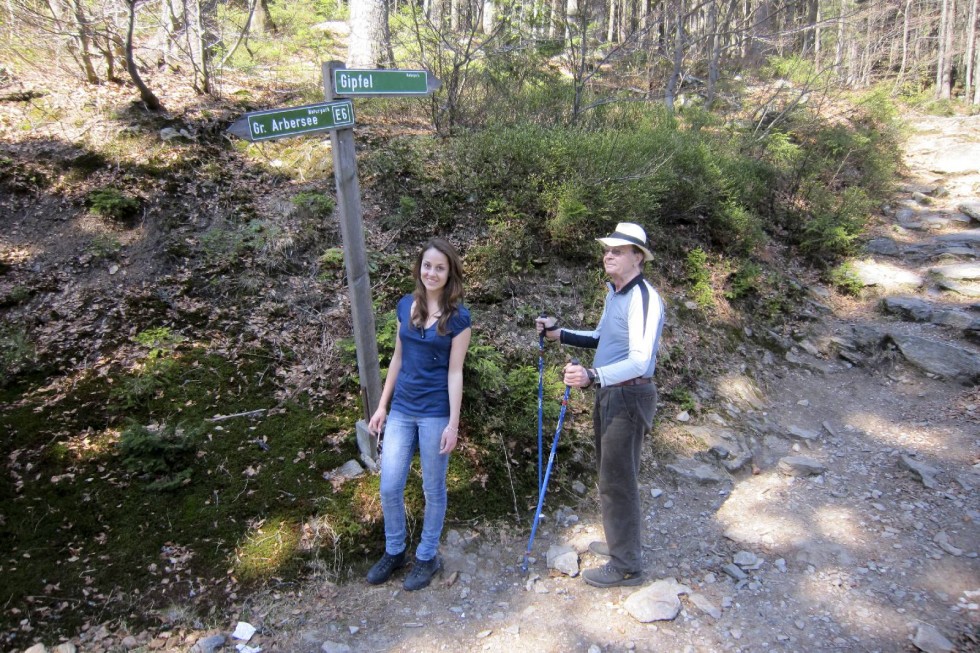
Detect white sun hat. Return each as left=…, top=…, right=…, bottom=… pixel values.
left=596, top=222, right=653, bottom=261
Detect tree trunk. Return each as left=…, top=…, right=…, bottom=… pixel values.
left=255, top=0, right=277, bottom=33
left=965, top=0, right=978, bottom=101
left=607, top=0, right=616, bottom=42
left=895, top=0, right=911, bottom=91
left=348, top=0, right=391, bottom=67
left=803, top=0, right=817, bottom=55
left=125, top=0, right=163, bottom=110
left=974, top=38, right=980, bottom=103
left=184, top=0, right=211, bottom=93
left=664, top=0, right=683, bottom=111
left=67, top=0, right=100, bottom=84
left=936, top=0, right=952, bottom=99
left=429, top=0, right=443, bottom=31
left=482, top=0, right=495, bottom=33
left=707, top=0, right=720, bottom=106
left=834, top=1, right=845, bottom=80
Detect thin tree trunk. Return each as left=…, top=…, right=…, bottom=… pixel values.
left=834, top=2, right=845, bottom=79
left=936, top=0, right=951, bottom=98
left=965, top=0, right=978, bottom=101
left=483, top=0, right=495, bottom=33
left=894, top=0, right=911, bottom=91
left=665, top=0, right=683, bottom=110
left=974, top=39, right=980, bottom=103
left=803, top=0, right=817, bottom=53
left=707, top=0, right=720, bottom=105
left=125, top=0, right=163, bottom=110
left=608, top=0, right=616, bottom=42
left=184, top=0, right=210, bottom=94
left=220, top=0, right=257, bottom=68
left=68, top=0, right=99, bottom=83
left=814, top=1, right=820, bottom=67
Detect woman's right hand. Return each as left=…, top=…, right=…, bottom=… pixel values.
left=368, top=408, right=386, bottom=435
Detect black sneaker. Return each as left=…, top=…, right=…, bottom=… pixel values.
left=588, top=541, right=610, bottom=556
left=403, top=555, right=442, bottom=591
left=582, top=562, right=644, bottom=588
left=366, top=550, right=406, bottom=585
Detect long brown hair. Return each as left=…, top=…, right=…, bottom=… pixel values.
left=411, top=238, right=464, bottom=336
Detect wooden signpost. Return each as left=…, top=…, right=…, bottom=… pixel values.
left=227, top=62, right=439, bottom=464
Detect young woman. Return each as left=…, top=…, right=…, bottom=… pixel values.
left=366, top=237, right=472, bottom=591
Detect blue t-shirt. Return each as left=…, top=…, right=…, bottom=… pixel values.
left=389, top=294, right=471, bottom=417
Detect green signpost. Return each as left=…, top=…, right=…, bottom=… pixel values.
left=333, top=69, right=438, bottom=96
left=226, top=100, right=355, bottom=142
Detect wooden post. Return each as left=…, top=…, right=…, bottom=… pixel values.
left=324, top=61, right=381, bottom=462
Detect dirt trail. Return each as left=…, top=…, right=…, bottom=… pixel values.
left=211, top=113, right=979, bottom=653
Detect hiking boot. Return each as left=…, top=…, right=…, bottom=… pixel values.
left=582, top=562, right=644, bottom=588
left=403, top=555, right=442, bottom=591
left=588, top=540, right=610, bottom=556
left=366, top=549, right=406, bottom=585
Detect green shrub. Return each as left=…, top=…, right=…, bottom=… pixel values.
left=118, top=422, right=202, bottom=491
left=685, top=248, right=714, bottom=309
left=87, top=233, right=122, bottom=260
left=134, top=326, right=185, bottom=357
left=799, top=185, right=872, bottom=262
left=292, top=191, right=335, bottom=217
left=664, top=386, right=697, bottom=412
left=88, top=187, right=140, bottom=222
left=0, top=285, right=32, bottom=308
left=0, top=326, right=35, bottom=384
left=725, top=260, right=763, bottom=300
left=319, top=247, right=345, bottom=271
left=828, top=262, right=863, bottom=296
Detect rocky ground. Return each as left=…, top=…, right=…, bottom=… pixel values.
left=15, top=115, right=980, bottom=653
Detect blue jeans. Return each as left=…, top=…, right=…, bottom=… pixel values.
left=379, top=410, right=450, bottom=561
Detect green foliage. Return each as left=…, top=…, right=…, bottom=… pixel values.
left=799, top=185, right=872, bottom=261
left=87, top=233, right=122, bottom=260
left=712, top=201, right=766, bottom=255
left=762, top=55, right=831, bottom=86
left=319, top=247, right=345, bottom=270
left=664, top=387, right=697, bottom=412
left=87, top=187, right=140, bottom=222
left=199, top=224, right=251, bottom=270
left=748, top=87, right=901, bottom=264
left=110, top=327, right=188, bottom=407
left=118, top=422, right=202, bottom=491
left=725, top=260, right=763, bottom=300
left=292, top=191, right=335, bottom=218
left=134, top=326, right=186, bottom=357
left=827, top=262, right=863, bottom=296
left=0, top=326, right=35, bottom=384
left=0, top=284, right=32, bottom=308
left=686, top=248, right=714, bottom=309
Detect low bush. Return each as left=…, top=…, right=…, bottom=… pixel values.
left=118, top=421, right=203, bottom=491
left=88, top=187, right=141, bottom=223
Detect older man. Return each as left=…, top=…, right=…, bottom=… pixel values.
left=536, top=222, right=665, bottom=587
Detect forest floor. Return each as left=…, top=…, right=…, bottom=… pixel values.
left=200, top=114, right=977, bottom=653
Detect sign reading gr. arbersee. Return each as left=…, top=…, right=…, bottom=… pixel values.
left=226, top=99, right=355, bottom=142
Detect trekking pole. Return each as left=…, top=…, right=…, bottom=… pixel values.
left=521, top=358, right=578, bottom=575
left=537, top=313, right=547, bottom=493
